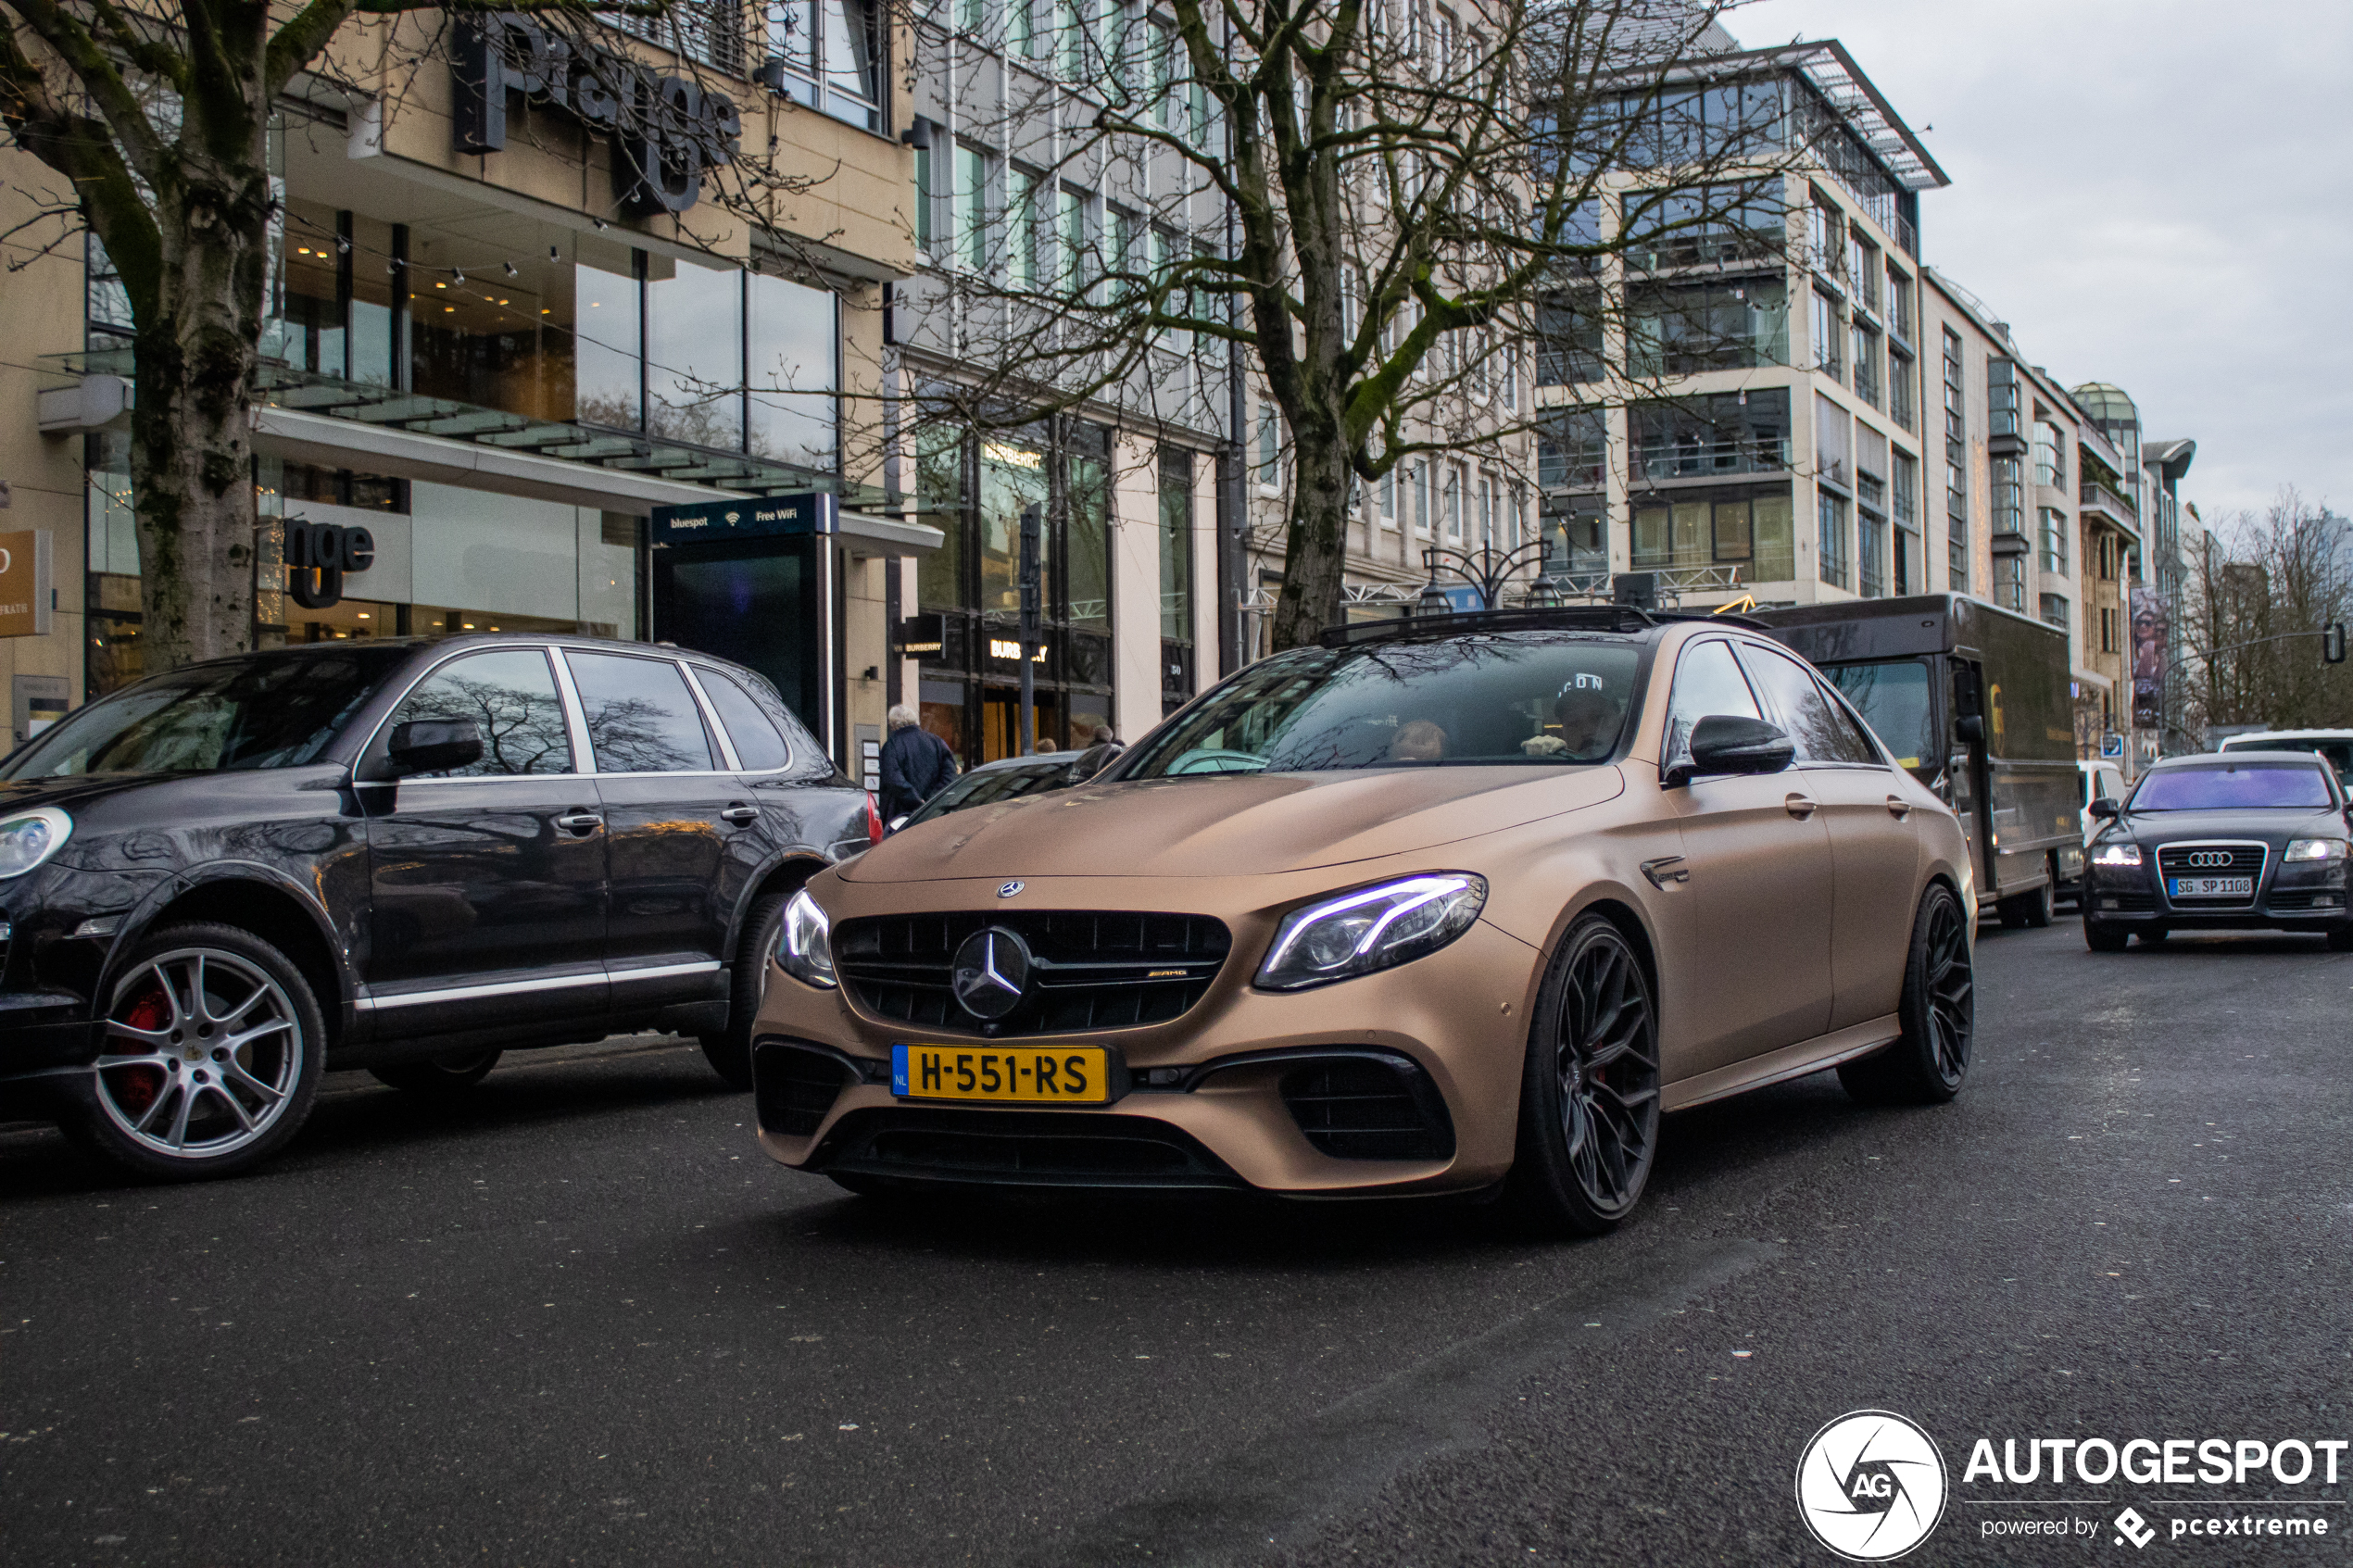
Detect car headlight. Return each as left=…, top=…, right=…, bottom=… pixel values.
left=2285, top=838, right=2347, bottom=862
left=775, top=887, right=837, bottom=988
left=1256, top=873, right=1487, bottom=991
left=2092, top=842, right=2142, bottom=867
left=0, top=808, right=72, bottom=880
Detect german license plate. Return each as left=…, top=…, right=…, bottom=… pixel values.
left=2169, top=876, right=2252, bottom=898
left=892, top=1043, right=1112, bottom=1104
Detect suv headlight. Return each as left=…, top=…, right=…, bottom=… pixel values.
left=2092, top=842, right=2142, bottom=867
left=0, top=808, right=72, bottom=880
left=775, top=887, right=837, bottom=988
left=1256, top=873, right=1487, bottom=991
left=2285, top=838, right=2347, bottom=862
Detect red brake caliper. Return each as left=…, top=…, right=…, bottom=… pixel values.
left=110, top=982, right=173, bottom=1117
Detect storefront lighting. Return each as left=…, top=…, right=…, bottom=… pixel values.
left=435, top=281, right=447, bottom=288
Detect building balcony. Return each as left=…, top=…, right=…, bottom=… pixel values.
left=2079, top=480, right=2142, bottom=538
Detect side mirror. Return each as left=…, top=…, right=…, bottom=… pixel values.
left=1955, top=714, right=1985, bottom=744
left=2089, top=797, right=2120, bottom=821
left=381, top=718, right=484, bottom=779
left=1669, top=714, right=1794, bottom=784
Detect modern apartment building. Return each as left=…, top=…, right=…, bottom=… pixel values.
left=1530, top=39, right=1946, bottom=613
left=6, top=6, right=937, bottom=768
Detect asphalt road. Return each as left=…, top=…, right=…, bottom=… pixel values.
left=4, top=920, right=2349, bottom=1567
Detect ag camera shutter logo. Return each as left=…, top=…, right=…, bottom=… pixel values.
left=1795, top=1410, right=1948, bottom=1561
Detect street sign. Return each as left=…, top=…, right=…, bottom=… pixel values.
left=2102, top=733, right=2125, bottom=759
left=649, top=492, right=836, bottom=546
left=0, top=530, right=53, bottom=638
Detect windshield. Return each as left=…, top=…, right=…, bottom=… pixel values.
left=2130, top=763, right=2336, bottom=812
left=903, top=761, right=1072, bottom=825
left=2, top=648, right=409, bottom=778
left=1118, top=634, right=1645, bottom=778
left=1824, top=659, right=1936, bottom=777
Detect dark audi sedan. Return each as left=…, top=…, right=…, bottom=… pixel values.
left=2083, top=752, right=2351, bottom=951
left=0, top=635, right=877, bottom=1179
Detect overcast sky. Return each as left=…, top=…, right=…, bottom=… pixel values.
left=1730, top=0, right=2353, bottom=524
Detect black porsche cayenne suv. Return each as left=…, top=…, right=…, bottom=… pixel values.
left=0, top=634, right=878, bottom=1179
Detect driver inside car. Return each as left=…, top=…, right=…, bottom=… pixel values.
left=1522, top=687, right=1621, bottom=759
left=1389, top=719, right=1449, bottom=763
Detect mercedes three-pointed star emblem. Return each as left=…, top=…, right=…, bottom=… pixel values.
left=999, top=881, right=1025, bottom=898
left=951, top=927, right=1032, bottom=1020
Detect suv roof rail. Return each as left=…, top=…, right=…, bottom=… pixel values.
left=1315, top=604, right=1765, bottom=648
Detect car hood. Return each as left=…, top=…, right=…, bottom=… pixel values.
left=2119, top=807, right=2347, bottom=844
left=845, top=765, right=1630, bottom=882
left=0, top=772, right=186, bottom=817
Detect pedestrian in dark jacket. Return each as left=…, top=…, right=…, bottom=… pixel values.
left=878, top=705, right=958, bottom=822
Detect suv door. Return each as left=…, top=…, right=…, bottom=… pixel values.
left=1737, top=641, right=1921, bottom=1032
left=1658, top=636, right=1837, bottom=1074
left=562, top=648, right=755, bottom=1018
left=359, top=646, right=608, bottom=1035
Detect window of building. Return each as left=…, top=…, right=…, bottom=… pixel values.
left=1988, top=358, right=2020, bottom=437
left=1811, top=288, right=1841, bottom=380
left=1159, top=446, right=1194, bottom=711
left=1852, top=322, right=1880, bottom=408
left=1815, top=392, right=1850, bottom=490
left=1887, top=268, right=1914, bottom=342
left=1540, top=407, right=1609, bottom=492
left=1808, top=194, right=1845, bottom=278
left=1887, top=347, right=1914, bottom=431
left=1629, top=388, right=1790, bottom=479
left=1542, top=495, right=1607, bottom=580
left=2100, top=604, right=2119, bottom=654
left=1631, top=486, right=1794, bottom=581
left=1444, top=464, right=1464, bottom=539
left=747, top=270, right=840, bottom=472
left=1414, top=459, right=1431, bottom=536
left=1537, top=293, right=1605, bottom=384
left=912, top=133, right=935, bottom=252
left=956, top=143, right=992, bottom=273
left=1254, top=399, right=1281, bottom=489
left=763, top=0, right=885, bottom=132
left=2032, top=419, right=2064, bottom=488
left=2040, top=592, right=2070, bottom=631
left=1629, top=279, right=1789, bottom=374
left=1992, top=456, right=2023, bottom=538
left=2039, top=507, right=2070, bottom=573
left=1478, top=475, right=1495, bottom=544
left=1817, top=491, right=1850, bottom=590
left=1621, top=181, right=1784, bottom=270
left=1994, top=552, right=2025, bottom=612
left=1857, top=500, right=1887, bottom=599
left=1942, top=326, right=1965, bottom=440
left=1848, top=233, right=1878, bottom=314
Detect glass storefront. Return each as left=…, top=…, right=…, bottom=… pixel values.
left=913, top=420, right=1116, bottom=763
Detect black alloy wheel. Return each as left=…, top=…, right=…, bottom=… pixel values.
left=1508, top=913, right=1662, bottom=1236
left=1842, top=883, right=1974, bottom=1105
left=370, top=1050, right=502, bottom=1093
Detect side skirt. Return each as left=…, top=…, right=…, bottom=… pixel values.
left=1660, top=1014, right=1901, bottom=1113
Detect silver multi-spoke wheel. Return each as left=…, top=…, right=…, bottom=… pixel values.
left=94, top=946, right=305, bottom=1160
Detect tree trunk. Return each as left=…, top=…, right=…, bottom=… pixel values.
left=1269, top=431, right=1353, bottom=653
left=130, top=146, right=273, bottom=668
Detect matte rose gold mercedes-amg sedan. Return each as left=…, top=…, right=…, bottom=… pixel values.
left=748, top=608, right=1977, bottom=1232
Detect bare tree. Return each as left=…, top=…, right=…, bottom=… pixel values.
left=896, top=0, right=1796, bottom=649
left=2180, top=488, right=2353, bottom=736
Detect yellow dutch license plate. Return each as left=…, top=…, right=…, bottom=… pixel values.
left=891, top=1043, right=1112, bottom=1104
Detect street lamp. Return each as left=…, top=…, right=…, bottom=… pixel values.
left=1416, top=537, right=1559, bottom=613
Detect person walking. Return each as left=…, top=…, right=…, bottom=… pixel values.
left=878, top=705, right=958, bottom=822
left=1075, top=723, right=1124, bottom=780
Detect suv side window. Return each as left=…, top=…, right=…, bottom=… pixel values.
left=566, top=652, right=717, bottom=773
left=1664, top=639, right=1761, bottom=763
left=387, top=649, right=575, bottom=777
left=698, top=670, right=793, bottom=771
left=1735, top=644, right=1877, bottom=765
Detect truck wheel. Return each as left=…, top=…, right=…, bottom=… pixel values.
left=64, top=924, right=326, bottom=1181
left=371, top=1051, right=501, bottom=1093
left=701, top=891, right=792, bottom=1091
left=1841, top=884, right=1974, bottom=1104
left=2084, top=920, right=2131, bottom=953
left=1998, top=882, right=2054, bottom=929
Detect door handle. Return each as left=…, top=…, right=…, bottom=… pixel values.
left=1886, top=794, right=1913, bottom=821
left=721, top=804, right=761, bottom=824
left=1784, top=793, right=1818, bottom=821
left=555, top=810, right=603, bottom=834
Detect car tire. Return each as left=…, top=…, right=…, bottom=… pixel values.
left=1839, top=884, right=1974, bottom=1106
left=1504, top=913, right=1661, bottom=1236
left=2084, top=920, right=2131, bottom=953
left=701, top=890, right=792, bottom=1091
left=62, top=923, right=326, bottom=1182
left=1998, top=879, right=2055, bottom=929
left=370, top=1050, right=501, bottom=1093
left=2328, top=924, right=2353, bottom=953
left=2139, top=926, right=2171, bottom=946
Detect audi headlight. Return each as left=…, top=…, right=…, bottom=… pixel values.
left=0, top=808, right=72, bottom=880
left=775, top=887, right=837, bottom=989
left=1256, top=873, right=1487, bottom=991
left=2092, top=842, right=2142, bottom=868
left=2285, top=838, right=2347, bottom=862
